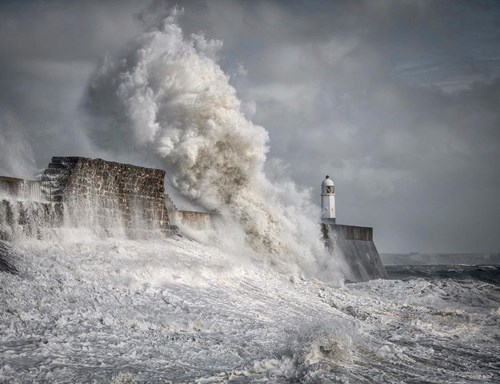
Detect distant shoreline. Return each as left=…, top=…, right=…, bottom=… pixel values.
left=381, top=253, right=500, bottom=266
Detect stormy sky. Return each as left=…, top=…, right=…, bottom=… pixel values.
left=1, top=0, right=500, bottom=254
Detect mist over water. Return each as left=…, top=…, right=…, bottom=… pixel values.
left=85, top=8, right=333, bottom=279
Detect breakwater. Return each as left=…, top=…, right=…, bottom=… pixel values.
left=42, top=157, right=171, bottom=233
left=322, top=223, right=388, bottom=282
left=0, top=157, right=174, bottom=240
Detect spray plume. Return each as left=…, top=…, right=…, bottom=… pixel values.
left=86, top=8, right=338, bottom=279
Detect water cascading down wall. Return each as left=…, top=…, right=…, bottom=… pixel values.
left=0, top=176, right=63, bottom=241
left=322, top=223, right=388, bottom=282
left=0, top=157, right=172, bottom=241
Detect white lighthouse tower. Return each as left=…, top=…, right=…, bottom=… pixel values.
left=321, top=175, right=336, bottom=223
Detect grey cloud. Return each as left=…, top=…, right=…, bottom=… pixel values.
left=0, top=0, right=146, bottom=176
left=190, top=0, right=500, bottom=253
left=0, top=0, right=144, bottom=62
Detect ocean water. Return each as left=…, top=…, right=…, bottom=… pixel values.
left=386, top=264, right=500, bottom=286
left=1, top=235, right=499, bottom=383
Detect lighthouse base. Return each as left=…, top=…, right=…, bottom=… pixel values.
left=321, top=223, right=387, bottom=282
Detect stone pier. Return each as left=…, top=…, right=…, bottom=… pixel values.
left=322, top=223, right=388, bottom=282
left=42, top=157, right=172, bottom=233
left=0, top=157, right=175, bottom=241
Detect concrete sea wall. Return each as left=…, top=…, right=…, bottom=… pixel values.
left=170, top=210, right=211, bottom=229
left=42, top=157, right=171, bottom=234
left=322, top=223, right=388, bottom=282
left=0, top=199, right=63, bottom=241
left=0, top=157, right=176, bottom=241
left=0, top=176, right=47, bottom=201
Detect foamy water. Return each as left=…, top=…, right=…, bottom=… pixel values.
left=1, top=235, right=498, bottom=383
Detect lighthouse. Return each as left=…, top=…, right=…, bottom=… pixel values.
left=321, top=175, right=336, bottom=223
left=319, top=174, right=388, bottom=282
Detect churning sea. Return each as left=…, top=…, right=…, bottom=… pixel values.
left=1, top=236, right=499, bottom=383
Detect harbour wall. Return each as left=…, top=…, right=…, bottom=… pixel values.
left=0, top=157, right=175, bottom=240
left=322, top=223, right=388, bottom=282
left=0, top=199, right=63, bottom=241
left=170, top=210, right=212, bottom=229
left=164, top=192, right=212, bottom=230
left=42, top=157, right=171, bottom=233
left=0, top=176, right=47, bottom=201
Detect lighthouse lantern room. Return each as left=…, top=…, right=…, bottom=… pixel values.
left=321, top=175, right=336, bottom=223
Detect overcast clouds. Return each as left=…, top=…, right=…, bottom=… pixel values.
left=1, top=0, right=500, bottom=254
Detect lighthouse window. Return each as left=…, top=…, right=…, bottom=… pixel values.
left=326, top=186, right=334, bottom=194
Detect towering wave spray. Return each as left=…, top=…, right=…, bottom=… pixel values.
left=86, top=9, right=335, bottom=278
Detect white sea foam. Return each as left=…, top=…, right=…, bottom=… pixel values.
left=1, top=237, right=498, bottom=383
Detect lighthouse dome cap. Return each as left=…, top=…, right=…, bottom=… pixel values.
left=322, top=175, right=334, bottom=187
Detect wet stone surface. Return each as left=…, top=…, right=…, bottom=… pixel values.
left=43, top=157, right=172, bottom=232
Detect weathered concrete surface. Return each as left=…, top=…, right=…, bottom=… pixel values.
left=169, top=210, right=212, bottom=229
left=0, top=199, right=63, bottom=241
left=43, top=157, right=172, bottom=232
left=0, top=176, right=25, bottom=196
left=0, top=240, right=17, bottom=274
left=0, top=157, right=177, bottom=241
left=0, top=176, right=45, bottom=201
left=164, top=192, right=215, bottom=231
left=322, top=223, right=388, bottom=282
